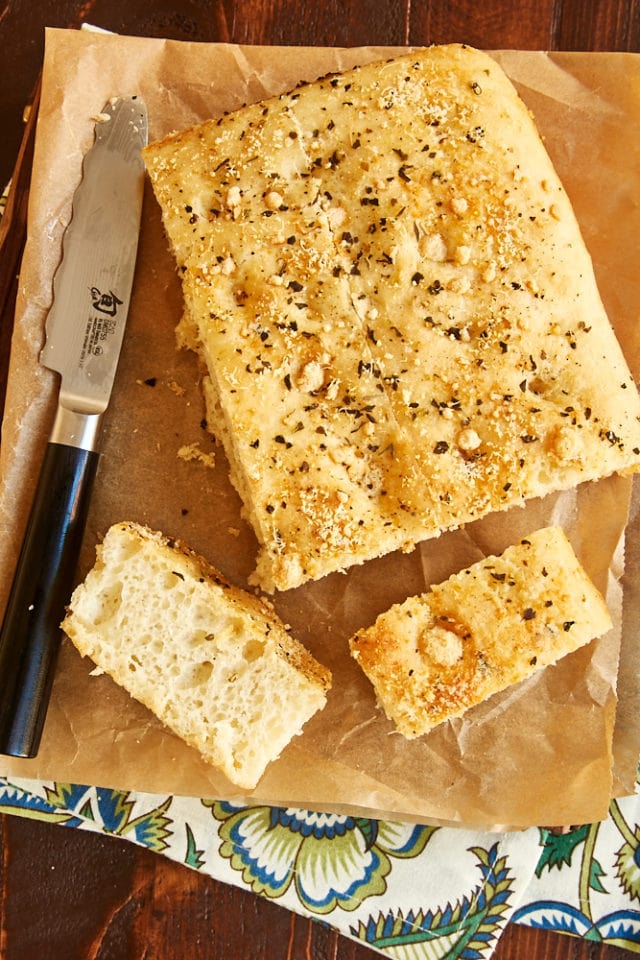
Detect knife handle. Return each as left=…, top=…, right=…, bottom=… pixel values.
left=0, top=439, right=99, bottom=757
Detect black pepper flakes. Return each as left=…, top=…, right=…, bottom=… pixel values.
left=600, top=428, right=622, bottom=446
left=466, top=126, right=485, bottom=142
left=434, top=440, right=449, bottom=454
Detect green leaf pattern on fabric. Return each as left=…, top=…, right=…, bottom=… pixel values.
left=512, top=787, right=640, bottom=948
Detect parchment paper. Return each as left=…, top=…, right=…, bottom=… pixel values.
left=1, top=28, right=639, bottom=829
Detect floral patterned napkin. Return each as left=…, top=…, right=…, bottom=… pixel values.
left=0, top=773, right=639, bottom=957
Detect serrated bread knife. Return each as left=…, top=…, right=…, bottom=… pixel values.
left=0, top=96, right=147, bottom=757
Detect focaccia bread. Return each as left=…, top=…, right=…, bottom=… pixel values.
left=143, top=44, right=640, bottom=591
left=61, top=522, right=331, bottom=790
left=349, top=526, right=612, bottom=737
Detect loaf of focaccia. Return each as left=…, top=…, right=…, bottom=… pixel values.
left=61, top=522, right=331, bottom=789
left=143, top=44, right=640, bottom=592
left=349, top=526, right=612, bottom=737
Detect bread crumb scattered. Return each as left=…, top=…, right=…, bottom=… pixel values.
left=168, top=379, right=186, bottom=397
left=178, top=443, right=216, bottom=468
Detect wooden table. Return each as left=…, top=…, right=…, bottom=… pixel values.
left=0, top=2, right=637, bottom=957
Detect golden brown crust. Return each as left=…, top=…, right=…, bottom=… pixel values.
left=349, top=526, right=612, bottom=737
left=144, top=44, right=640, bottom=591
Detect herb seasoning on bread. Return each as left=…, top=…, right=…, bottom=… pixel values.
left=349, top=527, right=612, bottom=737
left=144, top=45, right=640, bottom=592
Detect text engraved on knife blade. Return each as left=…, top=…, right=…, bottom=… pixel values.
left=79, top=288, right=124, bottom=366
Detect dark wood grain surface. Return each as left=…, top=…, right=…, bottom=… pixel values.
left=0, top=2, right=638, bottom=957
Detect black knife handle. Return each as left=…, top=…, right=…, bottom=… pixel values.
left=0, top=441, right=99, bottom=757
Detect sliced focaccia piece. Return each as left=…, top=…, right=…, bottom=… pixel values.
left=61, top=522, right=331, bottom=790
left=143, top=43, right=640, bottom=592
left=349, top=527, right=612, bottom=737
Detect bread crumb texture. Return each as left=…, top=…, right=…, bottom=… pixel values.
left=349, top=526, right=612, bottom=737
left=61, top=522, right=331, bottom=789
left=143, top=44, right=640, bottom=592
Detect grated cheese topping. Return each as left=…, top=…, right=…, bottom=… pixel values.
left=349, top=526, right=612, bottom=737
left=144, top=44, right=640, bottom=591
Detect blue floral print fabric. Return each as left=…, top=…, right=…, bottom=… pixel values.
left=1, top=774, right=639, bottom=957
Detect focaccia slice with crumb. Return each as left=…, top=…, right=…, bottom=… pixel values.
left=61, top=522, right=331, bottom=790
left=349, top=527, right=611, bottom=738
left=143, top=44, right=640, bottom=592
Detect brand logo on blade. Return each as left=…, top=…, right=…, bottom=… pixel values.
left=78, top=286, right=123, bottom=366
left=91, top=287, right=123, bottom=317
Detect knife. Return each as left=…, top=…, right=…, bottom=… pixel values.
left=0, top=96, right=148, bottom=757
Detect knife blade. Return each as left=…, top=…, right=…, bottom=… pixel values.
left=0, top=95, right=148, bottom=757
